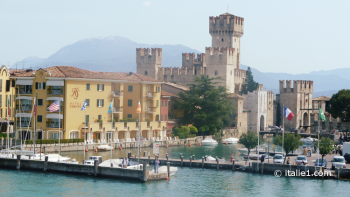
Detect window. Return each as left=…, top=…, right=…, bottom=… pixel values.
left=161, top=101, right=164, bottom=107
left=128, top=85, right=133, bottom=92
left=157, top=100, right=159, bottom=107
left=97, top=99, right=104, bottom=107
left=127, top=114, right=132, bottom=118
left=168, top=101, right=170, bottom=107
left=6, top=95, right=7, bottom=107
left=165, top=101, right=168, bottom=107
left=6, top=80, right=10, bottom=91
left=165, top=115, right=167, bottom=121
left=156, top=87, right=160, bottom=93
left=230, top=70, right=232, bottom=76
left=97, top=84, right=104, bottom=91
left=0, top=96, right=2, bottom=107
left=156, top=115, right=159, bottom=121
left=85, top=115, right=89, bottom=125
left=145, top=70, right=148, bottom=75
left=0, top=79, right=2, bottom=92
left=38, top=99, right=43, bottom=106
left=222, top=38, right=224, bottom=42
left=36, top=82, right=46, bottom=90
left=86, top=99, right=90, bottom=107
left=37, top=115, right=42, bottom=122
left=161, top=115, right=163, bottom=121
left=11, top=80, right=15, bottom=87
left=86, top=84, right=90, bottom=90
left=128, top=99, right=132, bottom=107
left=215, top=71, right=218, bottom=75
left=9, top=95, right=11, bottom=107
left=98, top=115, right=102, bottom=121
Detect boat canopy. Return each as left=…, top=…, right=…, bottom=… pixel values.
left=16, top=79, right=33, bottom=85
left=46, top=114, right=63, bottom=119
left=16, top=96, right=33, bottom=100
left=46, top=80, right=64, bottom=86
left=46, top=97, right=64, bottom=101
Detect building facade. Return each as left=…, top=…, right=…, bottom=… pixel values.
left=11, top=66, right=167, bottom=141
left=0, top=66, right=15, bottom=133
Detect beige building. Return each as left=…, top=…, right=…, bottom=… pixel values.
left=0, top=66, right=16, bottom=133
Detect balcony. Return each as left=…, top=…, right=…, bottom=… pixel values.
left=113, top=106, right=123, bottom=113
left=145, top=107, right=156, bottom=113
left=20, top=89, right=32, bottom=95
left=17, top=122, right=31, bottom=127
left=146, top=92, right=155, bottom=98
left=47, top=88, right=63, bottom=95
left=16, top=105, right=32, bottom=112
left=111, top=90, right=122, bottom=97
left=46, top=121, right=63, bottom=128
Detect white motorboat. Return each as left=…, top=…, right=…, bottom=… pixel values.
left=222, top=137, right=239, bottom=144
left=83, top=156, right=103, bottom=165
left=238, top=148, right=264, bottom=155
left=206, top=156, right=225, bottom=162
left=201, top=138, right=218, bottom=146
left=300, top=137, right=317, bottom=145
left=97, top=145, right=114, bottom=151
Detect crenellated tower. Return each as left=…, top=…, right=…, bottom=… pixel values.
left=136, top=48, right=162, bottom=80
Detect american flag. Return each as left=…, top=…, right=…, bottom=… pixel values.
left=47, top=100, right=60, bottom=113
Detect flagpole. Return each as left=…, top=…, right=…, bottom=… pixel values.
left=34, top=93, right=37, bottom=155
left=318, top=107, right=320, bottom=166
left=282, top=106, right=284, bottom=158
left=18, top=87, right=22, bottom=152
left=59, top=100, right=61, bottom=157
left=84, top=99, right=86, bottom=160
left=110, top=100, right=113, bottom=164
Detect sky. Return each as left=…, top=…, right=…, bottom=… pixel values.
left=0, top=0, right=349, bottom=74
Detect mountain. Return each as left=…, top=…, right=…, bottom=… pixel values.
left=14, top=36, right=201, bottom=72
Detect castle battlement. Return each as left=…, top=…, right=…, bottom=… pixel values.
left=279, top=80, right=313, bottom=93
left=159, top=66, right=205, bottom=77
left=209, top=13, right=244, bottom=37
left=205, top=47, right=236, bottom=65
left=136, top=48, right=162, bottom=64
left=182, top=53, right=206, bottom=68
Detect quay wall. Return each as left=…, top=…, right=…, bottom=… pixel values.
left=22, top=137, right=203, bottom=153
left=0, top=158, right=147, bottom=181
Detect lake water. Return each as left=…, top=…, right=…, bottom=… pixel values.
left=0, top=142, right=348, bottom=196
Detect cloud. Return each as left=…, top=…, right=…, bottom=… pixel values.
left=143, top=1, right=151, bottom=7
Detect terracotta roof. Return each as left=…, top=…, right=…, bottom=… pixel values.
left=313, top=96, right=330, bottom=101
left=11, top=66, right=161, bottom=82
left=161, top=90, right=179, bottom=98
left=227, top=93, right=244, bottom=99
left=164, top=82, right=189, bottom=91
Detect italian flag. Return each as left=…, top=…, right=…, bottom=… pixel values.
left=319, top=108, right=326, bottom=122
left=284, top=106, right=294, bottom=121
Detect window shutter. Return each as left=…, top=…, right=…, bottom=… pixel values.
left=43, top=82, right=46, bottom=89
left=102, top=99, right=104, bottom=107
left=102, top=84, right=104, bottom=91
left=97, top=99, right=99, bottom=107
left=97, top=84, right=100, bottom=91
left=36, top=82, right=38, bottom=89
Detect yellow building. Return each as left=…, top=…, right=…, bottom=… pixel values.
left=11, top=66, right=167, bottom=142
left=0, top=66, right=16, bottom=133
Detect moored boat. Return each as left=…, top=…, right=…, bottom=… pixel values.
left=97, top=145, right=114, bottom=151
left=201, top=138, right=218, bottom=146
left=222, top=137, right=239, bottom=144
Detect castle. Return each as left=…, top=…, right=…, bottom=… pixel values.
left=136, top=13, right=247, bottom=94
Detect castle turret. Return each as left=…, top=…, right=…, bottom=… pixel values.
left=136, top=48, right=162, bottom=80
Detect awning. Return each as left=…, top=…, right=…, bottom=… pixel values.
left=46, top=114, right=63, bottom=119
left=16, top=80, right=33, bottom=85
left=16, top=96, right=33, bottom=100
left=46, top=97, right=64, bottom=101
left=15, top=113, right=32, bottom=118
left=47, top=80, right=64, bottom=86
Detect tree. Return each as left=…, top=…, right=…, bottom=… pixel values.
left=274, top=134, right=303, bottom=163
left=178, top=75, right=234, bottom=135
left=173, top=126, right=191, bottom=139
left=239, top=131, right=261, bottom=156
left=241, top=66, right=259, bottom=95
left=329, top=89, right=350, bottom=122
left=189, top=126, right=198, bottom=134
left=319, top=137, right=334, bottom=162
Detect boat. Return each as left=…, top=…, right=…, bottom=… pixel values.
left=238, top=147, right=264, bottom=155
left=244, top=154, right=271, bottom=160
left=84, top=156, right=103, bottom=165
left=300, top=137, right=317, bottom=145
left=222, top=137, right=239, bottom=144
left=201, top=138, right=218, bottom=146
left=150, top=166, right=178, bottom=175
left=207, top=155, right=225, bottom=162
left=97, top=145, right=114, bottom=151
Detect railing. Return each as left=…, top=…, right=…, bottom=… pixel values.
left=20, top=89, right=32, bottom=94
left=88, top=121, right=167, bottom=132
left=111, top=91, right=122, bottom=97
left=16, top=105, right=31, bottom=111
left=146, top=92, right=155, bottom=98
left=17, top=122, right=31, bottom=127
left=145, top=107, right=156, bottom=113
left=113, top=106, right=122, bottom=113
left=46, top=122, right=63, bottom=128
left=47, top=89, right=63, bottom=95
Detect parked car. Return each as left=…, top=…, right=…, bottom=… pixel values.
left=273, top=154, right=284, bottom=164
left=295, top=155, right=308, bottom=165
left=331, top=156, right=346, bottom=170
left=314, top=159, right=327, bottom=168
left=344, top=153, right=350, bottom=163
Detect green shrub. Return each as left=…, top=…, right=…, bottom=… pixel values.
left=189, top=126, right=198, bottom=134
left=187, top=134, right=196, bottom=138
left=170, top=134, right=175, bottom=138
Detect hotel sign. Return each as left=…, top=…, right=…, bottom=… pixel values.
left=70, top=87, right=81, bottom=108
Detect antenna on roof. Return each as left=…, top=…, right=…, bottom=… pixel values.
left=227, top=4, right=229, bottom=13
